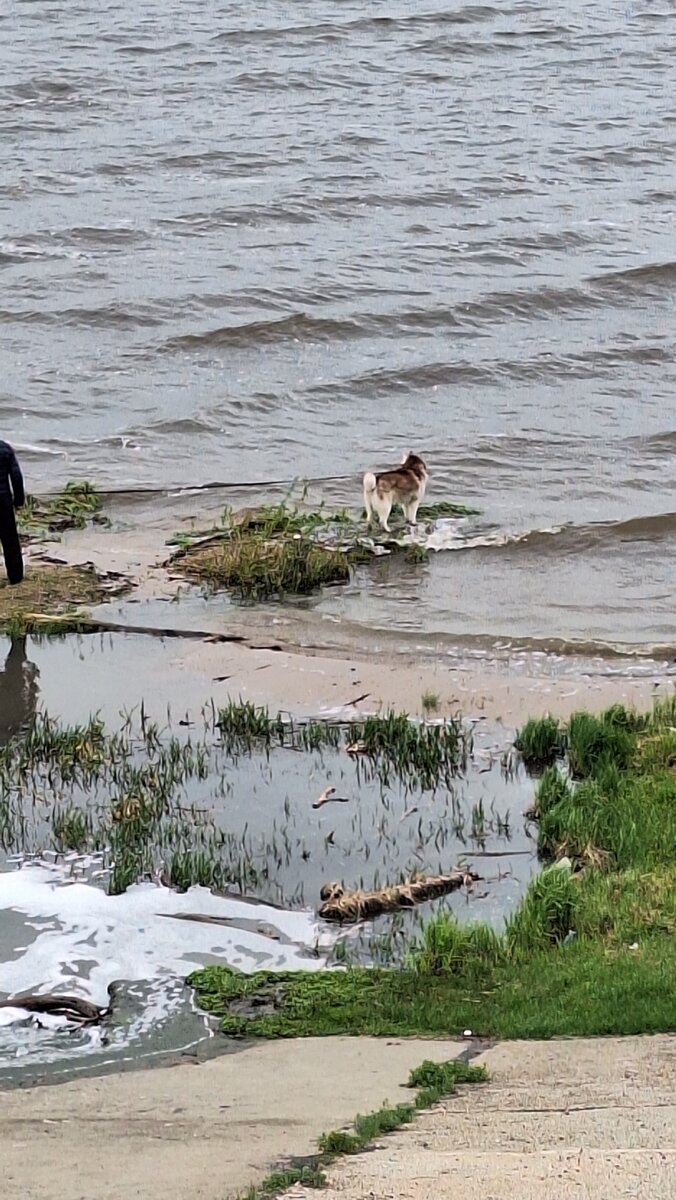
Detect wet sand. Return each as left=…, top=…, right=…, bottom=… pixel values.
left=169, top=636, right=674, bottom=726
left=24, top=529, right=676, bottom=727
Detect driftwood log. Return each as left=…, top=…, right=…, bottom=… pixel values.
left=318, top=871, right=480, bottom=924
left=0, top=994, right=110, bottom=1025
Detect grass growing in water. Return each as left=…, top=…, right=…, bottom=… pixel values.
left=171, top=503, right=353, bottom=602
left=353, top=710, right=469, bottom=790
left=0, top=701, right=470, bottom=896
left=169, top=495, right=480, bottom=603
left=190, top=697, right=676, bottom=1042
left=515, top=715, right=564, bottom=769
left=213, top=701, right=469, bottom=789
left=18, top=481, right=106, bottom=538
left=417, top=500, right=480, bottom=519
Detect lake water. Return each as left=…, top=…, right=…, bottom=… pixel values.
left=2, top=0, right=675, bottom=652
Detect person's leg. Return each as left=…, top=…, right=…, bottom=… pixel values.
left=0, top=503, right=23, bottom=584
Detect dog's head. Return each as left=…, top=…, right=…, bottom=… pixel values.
left=400, top=450, right=426, bottom=472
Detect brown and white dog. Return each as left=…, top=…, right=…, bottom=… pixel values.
left=363, top=452, right=428, bottom=532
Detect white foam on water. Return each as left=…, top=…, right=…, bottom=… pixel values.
left=0, top=863, right=326, bottom=1004
left=0, top=863, right=329, bottom=1069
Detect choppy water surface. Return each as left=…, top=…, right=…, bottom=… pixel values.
left=2, top=0, right=675, bottom=648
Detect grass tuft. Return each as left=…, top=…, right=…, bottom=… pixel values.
left=505, top=862, right=578, bottom=954
left=515, top=715, right=563, bottom=769
left=18, top=480, right=106, bottom=538
left=170, top=502, right=352, bottom=602
left=566, top=710, right=633, bottom=778
left=409, top=913, right=505, bottom=978
left=528, top=765, right=573, bottom=820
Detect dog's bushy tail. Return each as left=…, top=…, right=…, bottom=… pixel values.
left=363, top=471, right=377, bottom=494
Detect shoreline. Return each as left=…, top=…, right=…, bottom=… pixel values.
left=16, top=520, right=675, bottom=727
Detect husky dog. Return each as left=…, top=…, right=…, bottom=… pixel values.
left=363, top=452, right=428, bottom=532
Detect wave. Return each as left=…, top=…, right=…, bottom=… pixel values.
left=588, top=260, right=676, bottom=299
left=0, top=303, right=162, bottom=329
left=161, top=313, right=368, bottom=352
left=426, top=631, right=676, bottom=663
left=210, top=8, right=502, bottom=49
left=300, top=343, right=673, bottom=402
left=624, top=430, right=676, bottom=456
left=427, top=512, right=676, bottom=558
left=151, top=268, right=676, bottom=354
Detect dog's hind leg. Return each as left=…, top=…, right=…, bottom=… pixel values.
left=376, top=496, right=392, bottom=533
left=405, top=499, right=420, bottom=526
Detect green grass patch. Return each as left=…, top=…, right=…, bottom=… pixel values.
left=168, top=501, right=364, bottom=603
left=566, top=710, right=633, bottom=778
left=174, top=525, right=350, bottom=603
left=537, top=756, right=676, bottom=869
left=515, top=715, right=564, bottom=770
left=189, top=936, right=675, bottom=1041
left=242, top=1165, right=327, bottom=1197
left=18, top=481, right=107, bottom=538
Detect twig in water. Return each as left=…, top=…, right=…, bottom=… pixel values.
left=313, top=786, right=351, bottom=810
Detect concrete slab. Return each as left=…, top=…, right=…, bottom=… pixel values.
left=0, top=1037, right=461, bottom=1200
left=310, top=1036, right=676, bottom=1200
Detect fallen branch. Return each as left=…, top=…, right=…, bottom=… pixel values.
left=318, top=871, right=480, bottom=923
left=0, top=993, right=109, bottom=1024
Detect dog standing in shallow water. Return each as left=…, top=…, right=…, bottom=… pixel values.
left=363, top=452, right=428, bottom=532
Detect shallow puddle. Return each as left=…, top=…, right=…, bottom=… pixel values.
left=0, top=631, right=537, bottom=1081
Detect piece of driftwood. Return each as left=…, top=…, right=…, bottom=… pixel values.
left=0, top=994, right=109, bottom=1024
left=318, top=871, right=480, bottom=923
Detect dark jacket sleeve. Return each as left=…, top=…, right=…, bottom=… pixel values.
left=9, top=447, right=25, bottom=508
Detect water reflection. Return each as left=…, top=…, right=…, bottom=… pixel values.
left=0, top=638, right=39, bottom=743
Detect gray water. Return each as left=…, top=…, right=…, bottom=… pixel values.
left=0, top=631, right=535, bottom=1078
left=3, top=1, right=676, bottom=644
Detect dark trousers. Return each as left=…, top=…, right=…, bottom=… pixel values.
left=0, top=502, right=23, bottom=584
